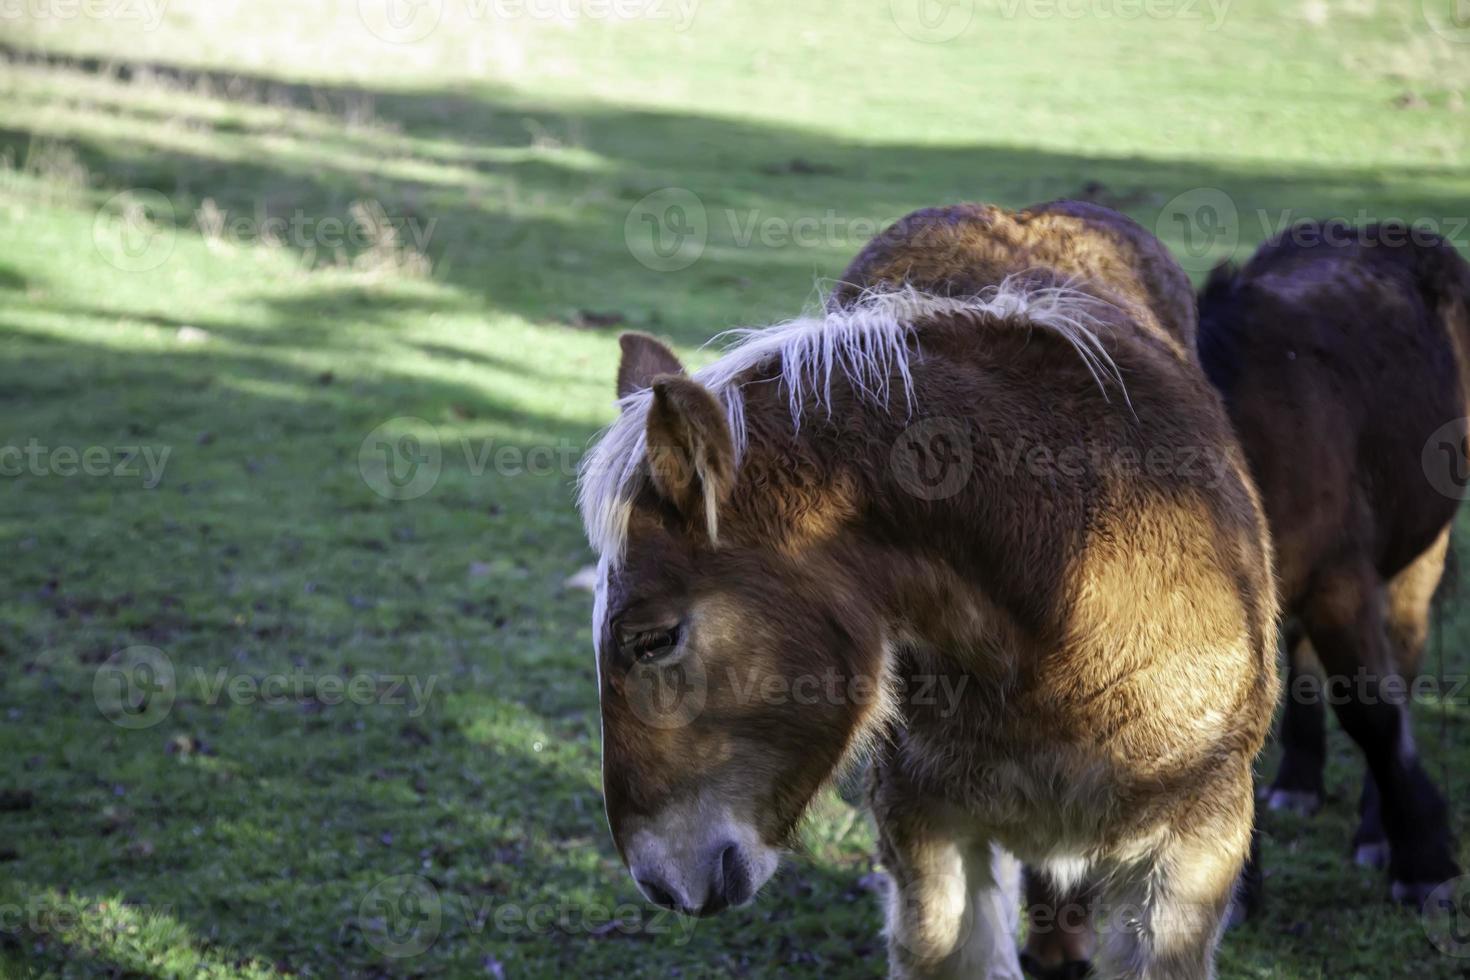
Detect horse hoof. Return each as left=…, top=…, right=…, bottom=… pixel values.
left=1392, top=879, right=1447, bottom=908
left=1020, top=952, right=1093, bottom=979
left=1354, top=841, right=1389, bottom=869
left=1264, top=788, right=1321, bottom=816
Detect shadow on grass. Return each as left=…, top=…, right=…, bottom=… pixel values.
left=5, top=41, right=1470, bottom=346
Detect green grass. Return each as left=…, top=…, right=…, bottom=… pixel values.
left=0, top=1, right=1468, bottom=976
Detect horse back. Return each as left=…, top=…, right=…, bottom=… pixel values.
left=834, top=200, right=1199, bottom=357
left=1198, top=222, right=1470, bottom=600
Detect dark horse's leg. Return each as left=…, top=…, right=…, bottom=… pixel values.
left=1020, top=871, right=1094, bottom=979
left=1301, top=555, right=1459, bottom=904
left=1353, top=774, right=1387, bottom=868
left=1232, top=815, right=1266, bottom=923
left=1354, top=529, right=1450, bottom=870
left=1264, top=623, right=1327, bottom=815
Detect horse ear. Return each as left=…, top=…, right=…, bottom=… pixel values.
left=617, top=332, right=684, bottom=398
left=645, top=376, right=735, bottom=543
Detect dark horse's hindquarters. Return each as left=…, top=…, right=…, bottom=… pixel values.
left=1198, top=220, right=1470, bottom=903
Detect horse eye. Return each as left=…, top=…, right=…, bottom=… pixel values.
left=622, top=626, right=681, bottom=661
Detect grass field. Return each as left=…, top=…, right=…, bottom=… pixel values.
left=2, top=0, right=1470, bottom=976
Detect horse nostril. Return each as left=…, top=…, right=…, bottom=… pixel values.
left=717, top=842, right=752, bottom=908
left=636, top=877, right=678, bottom=912
left=718, top=843, right=737, bottom=888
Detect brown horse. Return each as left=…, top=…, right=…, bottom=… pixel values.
left=1196, top=220, right=1470, bottom=904
left=579, top=200, right=1278, bottom=978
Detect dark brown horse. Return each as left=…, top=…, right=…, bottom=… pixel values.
left=1197, top=219, right=1470, bottom=905
left=580, top=200, right=1278, bottom=978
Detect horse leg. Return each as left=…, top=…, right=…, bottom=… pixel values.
left=1352, top=774, right=1388, bottom=869
left=1021, top=871, right=1096, bottom=979
left=1090, top=772, right=1252, bottom=980
left=878, top=805, right=1025, bottom=980
left=1353, top=527, right=1450, bottom=870
left=1263, top=626, right=1327, bottom=815
left=1227, top=813, right=1265, bottom=925
left=1301, top=557, right=1460, bottom=904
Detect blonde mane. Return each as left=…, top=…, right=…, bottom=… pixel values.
left=577, top=276, right=1126, bottom=562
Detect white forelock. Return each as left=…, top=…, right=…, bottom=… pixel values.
left=577, top=276, right=1126, bottom=562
